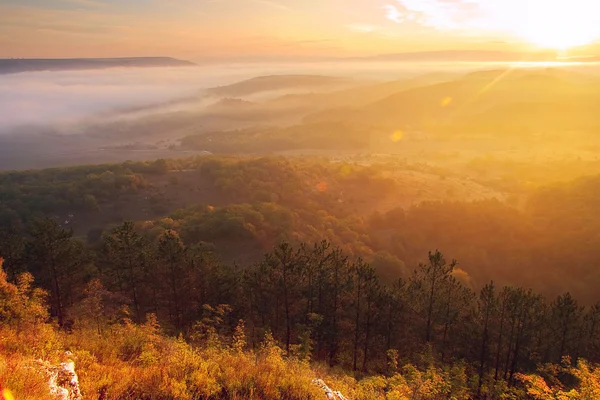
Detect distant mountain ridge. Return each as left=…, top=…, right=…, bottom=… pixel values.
left=196, top=49, right=600, bottom=64
left=0, top=57, right=196, bottom=74
left=356, top=50, right=560, bottom=62
left=207, top=75, right=360, bottom=97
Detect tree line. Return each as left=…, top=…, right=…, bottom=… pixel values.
left=2, top=217, right=600, bottom=392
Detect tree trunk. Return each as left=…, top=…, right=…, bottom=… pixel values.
left=51, top=261, right=64, bottom=327
left=478, top=302, right=492, bottom=397
left=282, top=259, right=291, bottom=353
left=503, top=314, right=517, bottom=381
left=362, top=297, right=372, bottom=372
left=328, top=260, right=340, bottom=367
left=509, top=307, right=528, bottom=384
left=353, top=270, right=362, bottom=372
left=426, top=272, right=437, bottom=343
left=127, top=255, right=141, bottom=322
left=494, top=300, right=506, bottom=381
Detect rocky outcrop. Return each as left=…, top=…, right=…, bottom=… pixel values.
left=37, top=352, right=82, bottom=400
left=313, top=379, right=349, bottom=400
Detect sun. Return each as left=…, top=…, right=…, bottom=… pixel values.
left=517, top=0, right=600, bottom=50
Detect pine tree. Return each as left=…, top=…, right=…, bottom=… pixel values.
left=477, top=282, right=496, bottom=397
left=0, top=227, right=25, bottom=281
left=157, top=229, right=187, bottom=332
left=28, top=218, right=84, bottom=327
left=582, top=303, right=600, bottom=362
left=550, top=292, right=583, bottom=362
left=102, top=221, right=148, bottom=322
left=411, top=250, right=457, bottom=344
left=268, top=242, right=301, bottom=353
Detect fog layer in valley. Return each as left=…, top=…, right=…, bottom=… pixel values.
left=0, top=61, right=442, bottom=169
left=0, top=65, right=291, bottom=130
left=2, top=60, right=570, bottom=132
left=2, top=60, right=600, bottom=170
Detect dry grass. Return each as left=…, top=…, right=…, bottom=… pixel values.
left=2, top=261, right=600, bottom=400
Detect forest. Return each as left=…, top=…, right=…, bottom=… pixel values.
left=4, top=63, right=600, bottom=400
left=8, top=0, right=600, bottom=396
left=2, top=156, right=600, bottom=301
left=2, top=155, right=600, bottom=399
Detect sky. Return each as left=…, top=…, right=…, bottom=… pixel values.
left=2, top=0, right=600, bottom=60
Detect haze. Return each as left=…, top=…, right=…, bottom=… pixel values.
left=4, top=0, right=600, bottom=59
left=5, top=1, right=600, bottom=399
left=0, top=60, right=532, bottom=132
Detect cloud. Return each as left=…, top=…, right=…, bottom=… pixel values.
left=383, top=4, right=404, bottom=24
left=385, top=0, right=600, bottom=47
left=386, top=0, right=480, bottom=30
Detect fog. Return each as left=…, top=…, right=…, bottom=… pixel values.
left=0, top=61, right=526, bottom=133
left=0, top=66, right=252, bottom=131
left=3, top=59, right=598, bottom=171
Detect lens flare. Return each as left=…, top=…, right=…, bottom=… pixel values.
left=441, top=97, right=453, bottom=108
left=316, top=182, right=328, bottom=192
left=391, top=130, right=404, bottom=142
left=2, top=389, right=14, bottom=400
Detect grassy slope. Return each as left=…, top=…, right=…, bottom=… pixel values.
left=2, top=262, right=600, bottom=400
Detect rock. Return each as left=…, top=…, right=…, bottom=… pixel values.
left=37, top=352, right=82, bottom=400
left=312, top=378, right=349, bottom=400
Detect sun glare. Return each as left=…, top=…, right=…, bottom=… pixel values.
left=519, top=0, right=600, bottom=49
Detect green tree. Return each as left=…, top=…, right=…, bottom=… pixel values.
left=28, top=218, right=84, bottom=327
left=383, top=278, right=408, bottom=352
left=157, top=229, right=187, bottom=332
left=0, top=259, right=48, bottom=331
left=0, top=227, right=25, bottom=281
left=550, top=292, right=583, bottom=362
left=264, top=242, right=301, bottom=353
left=102, top=221, right=149, bottom=322
left=477, top=282, right=497, bottom=397
left=582, top=303, right=600, bottom=362
left=411, top=250, right=457, bottom=344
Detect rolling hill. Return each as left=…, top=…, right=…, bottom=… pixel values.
left=305, top=68, right=600, bottom=131
left=0, top=57, right=196, bottom=74
left=206, top=74, right=362, bottom=97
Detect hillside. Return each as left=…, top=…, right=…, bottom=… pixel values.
left=3, top=155, right=600, bottom=301
left=8, top=0, right=600, bottom=398
left=263, top=72, right=460, bottom=111
left=306, top=68, right=600, bottom=131
left=207, top=75, right=361, bottom=97
left=2, top=156, right=600, bottom=399
left=6, top=259, right=599, bottom=400
left=3, top=209, right=600, bottom=399
left=0, top=57, right=196, bottom=74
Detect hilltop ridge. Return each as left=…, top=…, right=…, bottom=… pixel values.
left=0, top=57, right=196, bottom=74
